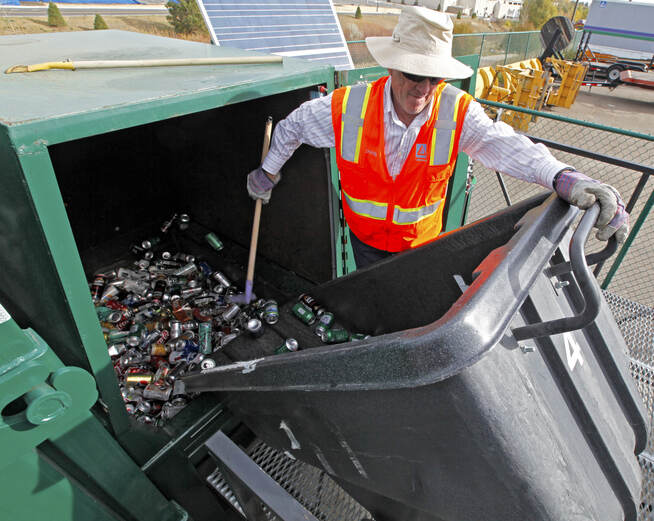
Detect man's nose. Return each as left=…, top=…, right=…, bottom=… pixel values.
left=415, top=78, right=431, bottom=94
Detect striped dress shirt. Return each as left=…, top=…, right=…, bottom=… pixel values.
left=262, top=77, right=570, bottom=189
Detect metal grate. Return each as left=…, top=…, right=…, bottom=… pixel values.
left=207, top=440, right=371, bottom=521
left=605, top=291, right=654, bottom=520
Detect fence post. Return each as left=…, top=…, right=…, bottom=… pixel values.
left=504, top=33, right=511, bottom=64
left=480, top=33, right=486, bottom=62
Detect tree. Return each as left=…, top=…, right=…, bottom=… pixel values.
left=47, top=2, right=66, bottom=27
left=166, top=0, right=206, bottom=35
left=521, top=0, right=557, bottom=29
left=94, top=14, right=108, bottom=30
left=355, top=6, right=362, bottom=18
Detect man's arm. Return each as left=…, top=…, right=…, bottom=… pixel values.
left=458, top=100, right=629, bottom=242
left=247, top=93, right=335, bottom=203
left=262, top=93, right=336, bottom=175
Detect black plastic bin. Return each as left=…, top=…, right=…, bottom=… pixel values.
left=182, top=194, right=648, bottom=521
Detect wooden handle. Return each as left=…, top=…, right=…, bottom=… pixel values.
left=245, top=117, right=273, bottom=296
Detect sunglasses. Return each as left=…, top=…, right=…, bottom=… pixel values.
left=400, top=71, right=442, bottom=85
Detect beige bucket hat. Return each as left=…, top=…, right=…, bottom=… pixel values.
left=366, top=6, right=473, bottom=80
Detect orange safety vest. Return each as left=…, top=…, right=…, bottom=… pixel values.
left=332, top=76, right=472, bottom=252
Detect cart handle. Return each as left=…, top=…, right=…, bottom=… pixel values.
left=512, top=204, right=616, bottom=341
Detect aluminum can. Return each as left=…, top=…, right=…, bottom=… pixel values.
left=141, top=237, right=161, bottom=250
left=151, top=275, right=167, bottom=303
left=275, top=338, right=299, bottom=355
left=174, top=262, right=198, bottom=277
left=151, top=343, right=168, bottom=357
left=107, top=343, right=126, bottom=357
left=212, top=271, right=231, bottom=288
left=125, top=372, right=154, bottom=385
left=350, top=333, right=371, bottom=341
left=169, top=320, right=182, bottom=340
left=143, top=382, right=172, bottom=401
left=292, top=301, right=315, bottom=325
left=314, top=312, right=335, bottom=337
left=321, top=328, right=350, bottom=344
left=181, top=321, right=198, bottom=331
left=178, top=213, right=191, bottom=231
left=100, top=285, right=120, bottom=303
left=205, top=232, right=224, bottom=252
left=222, top=303, right=240, bottom=322
left=199, top=322, right=213, bottom=354
left=299, top=293, right=325, bottom=316
left=181, top=286, right=203, bottom=300
left=91, top=275, right=107, bottom=301
left=261, top=299, right=279, bottom=325
left=161, top=213, right=178, bottom=233
left=201, top=358, right=217, bottom=370
left=105, top=329, right=129, bottom=343
left=246, top=318, right=264, bottom=338
left=140, top=329, right=162, bottom=349
left=136, top=398, right=152, bottom=414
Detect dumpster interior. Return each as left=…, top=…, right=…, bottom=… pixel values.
left=49, top=92, right=542, bottom=370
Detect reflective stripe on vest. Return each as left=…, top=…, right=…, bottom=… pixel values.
left=392, top=199, right=442, bottom=225
left=430, top=85, right=465, bottom=166
left=340, top=83, right=373, bottom=163
left=343, top=190, right=387, bottom=220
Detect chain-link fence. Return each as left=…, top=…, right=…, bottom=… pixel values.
left=348, top=30, right=583, bottom=68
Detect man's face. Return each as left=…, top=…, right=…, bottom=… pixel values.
left=389, top=69, right=441, bottom=124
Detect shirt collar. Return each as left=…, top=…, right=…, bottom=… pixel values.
left=383, top=76, right=434, bottom=130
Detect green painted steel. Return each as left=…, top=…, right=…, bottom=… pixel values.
left=0, top=29, right=336, bottom=520
left=0, top=305, right=186, bottom=521
left=602, top=187, right=654, bottom=289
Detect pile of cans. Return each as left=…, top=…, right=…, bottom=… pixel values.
left=289, top=293, right=370, bottom=346
left=91, top=214, right=279, bottom=426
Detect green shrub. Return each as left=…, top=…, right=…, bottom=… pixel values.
left=166, top=0, right=206, bottom=35
left=471, top=12, right=477, bottom=18
left=355, top=6, right=362, bottom=18
left=456, top=11, right=462, bottom=19
left=94, top=14, right=108, bottom=30
left=47, top=2, right=66, bottom=27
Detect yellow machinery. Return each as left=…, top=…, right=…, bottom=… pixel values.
left=475, top=57, right=586, bottom=131
left=546, top=57, right=588, bottom=108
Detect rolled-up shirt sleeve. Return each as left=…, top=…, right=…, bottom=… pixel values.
left=459, top=99, right=571, bottom=189
left=262, top=93, right=336, bottom=175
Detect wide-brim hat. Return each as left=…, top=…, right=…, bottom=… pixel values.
left=366, top=6, right=473, bottom=80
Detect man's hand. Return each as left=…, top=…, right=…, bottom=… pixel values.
left=246, top=167, right=280, bottom=204
left=554, top=169, right=629, bottom=243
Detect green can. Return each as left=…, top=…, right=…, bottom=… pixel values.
left=274, top=338, right=299, bottom=355
left=291, top=301, right=315, bottom=325
left=205, top=232, right=224, bottom=252
left=321, top=328, right=350, bottom=344
left=350, top=333, right=371, bottom=341
left=314, top=311, right=335, bottom=337
left=199, top=322, right=213, bottom=354
left=105, top=329, right=129, bottom=343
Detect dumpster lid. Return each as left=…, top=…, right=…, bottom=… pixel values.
left=0, top=31, right=332, bottom=134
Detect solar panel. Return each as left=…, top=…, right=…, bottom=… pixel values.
left=197, top=0, right=353, bottom=70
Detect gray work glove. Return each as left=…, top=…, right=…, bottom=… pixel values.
left=246, top=167, right=281, bottom=204
left=554, top=169, right=629, bottom=243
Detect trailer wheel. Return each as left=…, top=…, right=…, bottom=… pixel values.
left=607, top=65, right=623, bottom=83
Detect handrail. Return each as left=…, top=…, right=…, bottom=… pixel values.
left=479, top=99, right=654, bottom=141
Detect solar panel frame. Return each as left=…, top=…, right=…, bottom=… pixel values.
left=196, top=0, right=354, bottom=70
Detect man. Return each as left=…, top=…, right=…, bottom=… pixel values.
left=247, top=6, right=628, bottom=269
